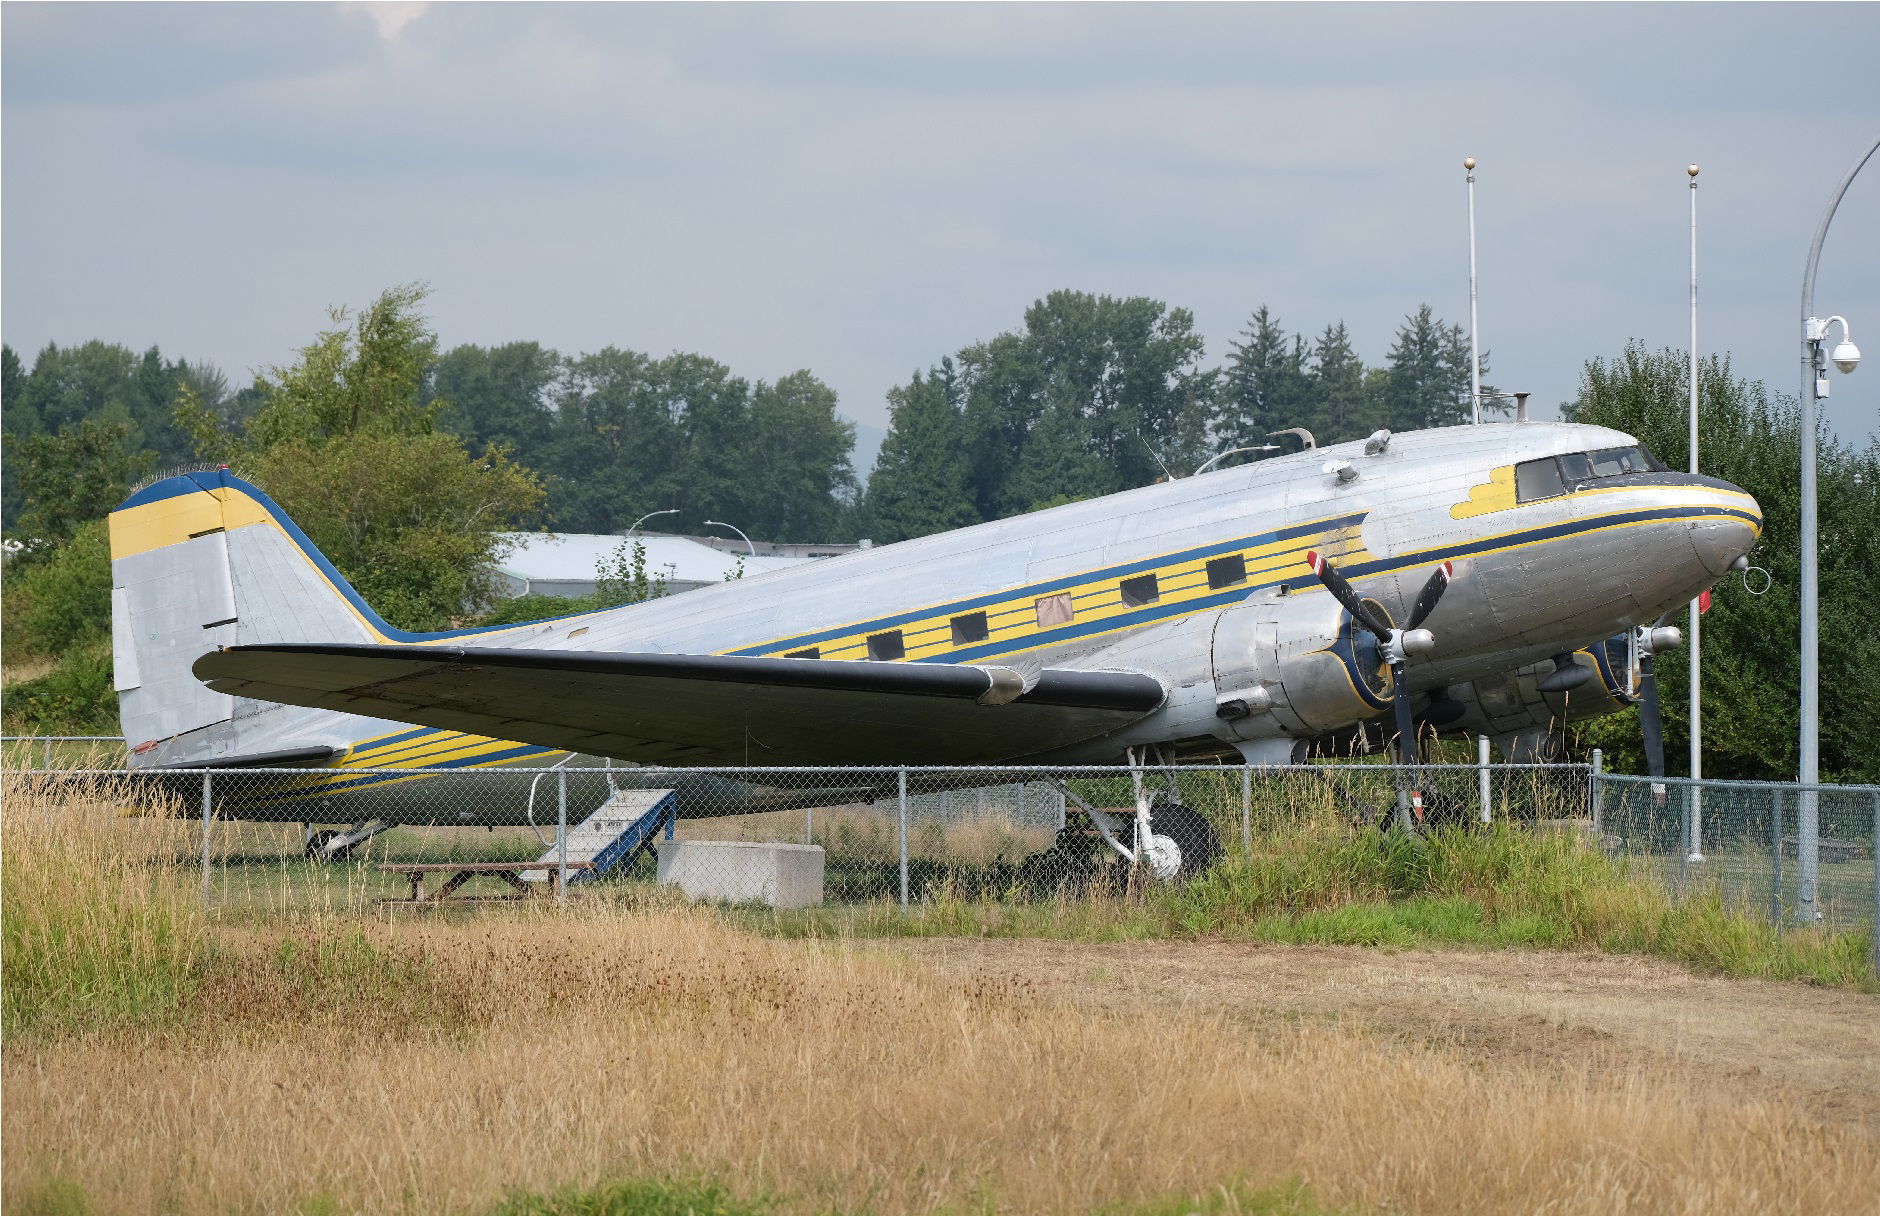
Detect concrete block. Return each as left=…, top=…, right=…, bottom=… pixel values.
left=655, top=840, right=824, bottom=908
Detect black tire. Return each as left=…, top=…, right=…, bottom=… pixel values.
left=1133, top=803, right=1221, bottom=879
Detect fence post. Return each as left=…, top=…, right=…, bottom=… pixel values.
left=1241, top=765, right=1253, bottom=859
left=199, top=771, right=213, bottom=905
left=1477, top=736, right=1492, bottom=825
left=45, top=737, right=54, bottom=770
left=897, top=768, right=910, bottom=912
left=1590, top=749, right=1604, bottom=833
left=1871, top=793, right=1879, bottom=979
left=805, top=806, right=813, bottom=845
left=1771, top=787, right=1784, bottom=928
left=1798, top=785, right=1821, bottom=925
left=556, top=768, right=568, bottom=902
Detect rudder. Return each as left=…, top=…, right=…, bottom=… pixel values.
left=109, top=469, right=375, bottom=756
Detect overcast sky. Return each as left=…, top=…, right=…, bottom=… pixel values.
left=5, top=2, right=1877, bottom=471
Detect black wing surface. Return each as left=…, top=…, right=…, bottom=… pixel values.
left=193, top=644, right=1167, bottom=766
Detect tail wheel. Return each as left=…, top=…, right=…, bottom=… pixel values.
left=305, top=829, right=348, bottom=863
left=1132, top=803, right=1221, bottom=879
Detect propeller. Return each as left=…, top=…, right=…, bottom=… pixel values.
left=1634, top=616, right=1681, bottom=787
left=1306, top=552, right=1455, bottom=825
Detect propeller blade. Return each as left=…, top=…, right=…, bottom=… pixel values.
left=1392, top=662, right=1418, bottom=768
left=1405, top=561, right=1455, bottom=630
left=1637, top=654, right=1667, bottom=780
left=1305, top=551, right=1392, bottom=639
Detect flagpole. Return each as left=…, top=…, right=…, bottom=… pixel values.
left=1686, top=163, right=1704, bottom=864
left=1466, top=157, right=1482, bottom=424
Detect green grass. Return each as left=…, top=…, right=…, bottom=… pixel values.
left=483, top=1178, right=771, bottom=1216
left=478, top=1176, right=1349, bottom=1216
left=754, top=822, right=1880, bottom=992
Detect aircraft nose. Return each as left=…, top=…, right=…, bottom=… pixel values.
left=1682, top=477, right=1762, bottom=575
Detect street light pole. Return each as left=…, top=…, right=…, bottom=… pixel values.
left=702, top=519, right=756, bottom=557
left=629, top=508, right=679, bottom=536
left=1796, top=134, right=1878, bottom=923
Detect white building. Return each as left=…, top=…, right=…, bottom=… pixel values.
left=488, top=532, right=832, bottom=599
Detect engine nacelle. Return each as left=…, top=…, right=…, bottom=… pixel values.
left=1209, top=591, right=1396, bottom=740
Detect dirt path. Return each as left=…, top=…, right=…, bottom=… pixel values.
left=886, top=938, right=1880, bottom=1131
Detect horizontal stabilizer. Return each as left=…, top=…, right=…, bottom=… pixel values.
left=194, top=644, right=1167, bottom=767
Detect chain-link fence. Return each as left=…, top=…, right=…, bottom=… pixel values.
left=4, top=757, right=1592, bottom=913
left=1593, top=770, right=1880, bottom=931
left=6, top=741, right=1872, bottom=959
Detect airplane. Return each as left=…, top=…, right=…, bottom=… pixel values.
left=107, top=419, right=1760, bottom=876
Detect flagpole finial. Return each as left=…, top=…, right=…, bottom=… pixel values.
left=1688, top=164, right=1700, bottom=178
left=1464, top=157, right=1476, bottom=171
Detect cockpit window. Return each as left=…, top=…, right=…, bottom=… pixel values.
left=1514, top=445, right=1666, bottom=503
left=1588, top=446, right=1653, bottom=477
left=1515, top=458, right=1564, bottom=503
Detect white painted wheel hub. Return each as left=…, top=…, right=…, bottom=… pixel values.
left=1143, top=832, right=1182, bottom=881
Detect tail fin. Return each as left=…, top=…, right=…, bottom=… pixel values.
left=109, top=469, right=381, bottom=758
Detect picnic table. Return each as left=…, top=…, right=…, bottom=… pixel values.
left=378, top=860, right=595, bottom=903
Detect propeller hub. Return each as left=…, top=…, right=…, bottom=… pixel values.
left=1400, top=628, right=1436, bottom=656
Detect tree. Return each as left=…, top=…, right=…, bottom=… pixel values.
left=2, top=340, right=201, bottom=531
left=180, top=285, right=546, bottom=630
left=863, top=363, right=981, bottom=543
left=1378, top=305, right=1497, bottom=430
left=955, top=292, right=1208, bottom=515
left=1563, top=342, right=1880, bottom=783
left=1307, top=322, right=1371, bottom=445
left=432, top=341, right=560, bottom=458
left=6, top=419, right=155, bottom=547
left=1218, top=307, right=1314, bottom=447
left=743, top=370, right=857, bottom=542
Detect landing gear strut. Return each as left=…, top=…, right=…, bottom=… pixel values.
left=303, top=819, right=394, bottom=863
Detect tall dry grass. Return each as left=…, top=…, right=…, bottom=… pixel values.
left=7, top=906, right=1878, bottom=1215
left=7, top=773, right=1879, bottom=1215
left=1, top=772, right=204, bottom=1037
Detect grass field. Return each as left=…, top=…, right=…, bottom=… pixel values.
left=5, top=772, right=1879, bottom=1215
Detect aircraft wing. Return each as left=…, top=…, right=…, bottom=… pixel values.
left=194, top=643, right=1167, bottom=766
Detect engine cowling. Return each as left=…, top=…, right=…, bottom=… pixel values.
left=1209, top=591, right=1396, bottom=740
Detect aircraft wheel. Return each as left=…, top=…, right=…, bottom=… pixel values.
left=1133, top=803, right=1220, bottom=880
left=305, top=830, right=348, bottom=863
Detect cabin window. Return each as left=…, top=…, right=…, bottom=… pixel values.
left=1034, top=593, right=1074, bottom=628
left=1205, top=554, right=1247, bottom=589
left=786, top=647, right=819, bottom=659
left=950, top=611, right=989, bottom=645
left=1119, top=573, right=1159, bottom=607
left=1515, top=457, right=1565, bottom=502
left=866, top=630, right=905, bottom=661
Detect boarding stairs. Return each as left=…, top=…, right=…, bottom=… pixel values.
left=520, top=788, right=677, bottom=886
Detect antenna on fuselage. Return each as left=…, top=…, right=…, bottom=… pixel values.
left=1137, top=430, right=1178, bottom=481
left=1465, top=156, right=1482, bottom=425
left=1266, top=428, right=1316, bottom=451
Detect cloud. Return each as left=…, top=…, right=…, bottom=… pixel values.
left=2, top=3, right=1876, bottom=447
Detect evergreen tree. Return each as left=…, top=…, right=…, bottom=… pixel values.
left=1307, top=322, right=1370, bottom=444
left=862, top=364, right=980, bottom=542
left=1218, top=307, right=1314, bottom=447
left=1381, top=305, right=1487, bottom=430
